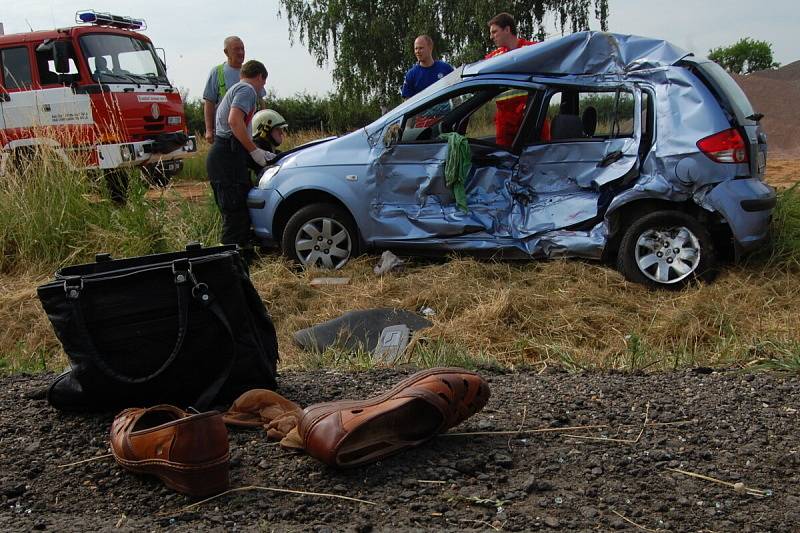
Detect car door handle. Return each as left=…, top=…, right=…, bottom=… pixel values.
left=597, top=150, right=623, bottom=168
left=0, top=92, right=10, bottom=102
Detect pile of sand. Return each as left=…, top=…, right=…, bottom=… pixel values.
left=732, top=60, right=800, bottom=158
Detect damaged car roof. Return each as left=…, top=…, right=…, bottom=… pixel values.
left=464, top=31, right=691, bottom=77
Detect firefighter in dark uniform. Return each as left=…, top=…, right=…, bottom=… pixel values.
left=205, top=60, right=271, bottom=263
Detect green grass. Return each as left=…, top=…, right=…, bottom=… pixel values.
left=0, top=154, right=221, bottom=274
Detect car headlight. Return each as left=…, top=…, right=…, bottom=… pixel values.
left=119, top=145, right=133, bottom=161
left=258, top=165, right=281, bottom=189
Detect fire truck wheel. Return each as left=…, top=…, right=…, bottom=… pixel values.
left=104, top=170, right=129, bottom=204
left=142, top=163, right=180, bottom=188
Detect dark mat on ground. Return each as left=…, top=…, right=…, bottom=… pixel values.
left=0, top=368, right=798, bottom=531
left=293, top=308, right=432, bottom=353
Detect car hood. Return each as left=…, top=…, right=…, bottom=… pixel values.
left=277, top=128, right=371, bottom=169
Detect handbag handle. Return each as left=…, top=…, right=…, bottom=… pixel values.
left=65, top=258, right=241, bottom=409
left=66, top=261, right=195, bottom=385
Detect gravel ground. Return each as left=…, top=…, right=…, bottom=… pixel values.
left=0, top=367, right=798, bottom=532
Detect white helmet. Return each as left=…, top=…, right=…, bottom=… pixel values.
left=252, top=109, right=288, bottom=138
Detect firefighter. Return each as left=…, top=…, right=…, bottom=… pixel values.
left=202, top=36, right=246, bottom=144
left=485, top=13, right=545, bottom=147
left=251, top=109, right=289, bottom=155
left=206, top=60, right=272, bottom=262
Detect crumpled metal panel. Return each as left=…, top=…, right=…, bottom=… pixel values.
left=251, top=29, right=772, bottom=264
left=464, top=31, right=688, bottom=77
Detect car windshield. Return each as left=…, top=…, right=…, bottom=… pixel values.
left=79, top=33, right=168, bottom=85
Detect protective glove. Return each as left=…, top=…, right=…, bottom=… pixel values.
left=249, top=148, right=275, bottom=167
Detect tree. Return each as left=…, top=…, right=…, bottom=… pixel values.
left=278, top=0, right=609, bottom=103
left=708, top=38, right=780, bottom=75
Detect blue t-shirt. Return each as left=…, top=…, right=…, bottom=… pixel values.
left=401, top=60, right=454, bottom=98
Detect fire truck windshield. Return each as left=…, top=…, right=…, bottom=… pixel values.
left=79, top=33, right=169, bottom=86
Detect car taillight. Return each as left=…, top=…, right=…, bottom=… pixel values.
left=697, top=128, right=749, bottom=163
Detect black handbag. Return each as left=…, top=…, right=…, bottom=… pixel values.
left=37, top=243, right=279, bottom=411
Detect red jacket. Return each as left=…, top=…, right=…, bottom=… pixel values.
left=485, top=39, right=546, bottom=147
left=485, top=38, right=538, bottom=59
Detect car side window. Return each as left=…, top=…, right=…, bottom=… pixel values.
left=1, top=47, right=33, bottom=90
left=400, top=92, right=475, bottom=143
left=400, top=86, right=533, bottom=149
left=541, top=88, right=635, bottom=142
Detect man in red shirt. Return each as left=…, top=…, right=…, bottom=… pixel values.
left=485, top=13, right=549, bottom=147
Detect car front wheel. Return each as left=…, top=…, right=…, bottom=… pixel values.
left=616, top=210, right=716, bottom=288
left=281, top=203, right=359, bottom=269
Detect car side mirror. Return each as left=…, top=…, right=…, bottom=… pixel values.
left=53, top=41, right=71, bottom=74
left=383, top=122, right=402, bottom=148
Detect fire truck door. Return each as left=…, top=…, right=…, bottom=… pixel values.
left=34, top=87, right=92, bottom=128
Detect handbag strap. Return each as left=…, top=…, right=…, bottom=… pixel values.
left=65, top=260, right=195, bottom=385
left=64, top=257, right=240, bottom=409
left=190, top=283, right=238, bottom=410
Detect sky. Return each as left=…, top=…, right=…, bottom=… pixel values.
left=1, top=0, right=797, bottom=101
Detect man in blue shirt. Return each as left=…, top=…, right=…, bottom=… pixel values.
left=401, top=35, right=453, bottom=99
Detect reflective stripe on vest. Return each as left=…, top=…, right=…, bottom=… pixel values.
left=216, top=64, right=227, bottom=98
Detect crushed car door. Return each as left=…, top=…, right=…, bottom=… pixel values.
left=511, top=86, right=641, bottom=239
left=371, top=85, right=532, bottom=245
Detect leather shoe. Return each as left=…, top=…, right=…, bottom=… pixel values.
left=110, top=405, right=230, bottom=497
left=299, top=367, right=490, bottom=467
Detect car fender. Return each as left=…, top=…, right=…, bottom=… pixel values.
left=699, top=178, right=776, bottom=254
left=274, top=169, right=371, bottom=238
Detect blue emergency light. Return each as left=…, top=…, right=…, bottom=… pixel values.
left=75, top=10, right=146, bottom=30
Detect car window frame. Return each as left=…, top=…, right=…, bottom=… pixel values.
left=527, top=84, right=639, bottom=146
left=394, top=81, right=542, bottom=152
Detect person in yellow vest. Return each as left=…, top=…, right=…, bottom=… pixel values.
left=202, top=36, right=245, bottom=144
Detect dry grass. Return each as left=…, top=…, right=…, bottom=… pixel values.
left=6, top=252, right=798, bottom=375
left=2, top=158, right=799, bottom=375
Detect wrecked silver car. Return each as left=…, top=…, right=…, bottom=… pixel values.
left=248, top=31, right=776, bottom=288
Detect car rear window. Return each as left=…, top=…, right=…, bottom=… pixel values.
left=692, top=60, right=755, bottom=122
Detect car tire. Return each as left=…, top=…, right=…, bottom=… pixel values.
left=142, top=163, right=179, bottom=187
left=616, top=210, right=716, bottom=288
left=281, top=203, right=360, bottom=269
left=104, top=169, right=129, bottom=204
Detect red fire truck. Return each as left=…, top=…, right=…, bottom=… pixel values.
left=0, top=11, right=195, bottom=193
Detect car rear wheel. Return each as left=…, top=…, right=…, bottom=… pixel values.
left=616, top=210, right=716, bottom=288
left=281, top=203, right=359, bottom=269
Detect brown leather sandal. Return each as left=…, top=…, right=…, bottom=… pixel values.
left=299, top=367, right=490, bottom=467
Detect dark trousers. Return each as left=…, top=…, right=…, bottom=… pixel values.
left=206, top=136, right=253, bottom=252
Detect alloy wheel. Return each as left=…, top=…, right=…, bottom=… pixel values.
left=294, top=217, right=352, bottom=269
left=634, top=226, right=701, bottom=284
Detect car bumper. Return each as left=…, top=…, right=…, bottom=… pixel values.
left=248, top=187, right=283, bottom=246
left=705, top=178, right=776, bottom=256
left=95, top=136, right=197, bottom=169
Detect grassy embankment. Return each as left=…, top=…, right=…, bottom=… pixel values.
left=1, top=138, right=799, bottom=376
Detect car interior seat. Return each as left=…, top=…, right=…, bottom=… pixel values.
left=581, top=106, right=597, bottom=137
left=550, top=114, right=584, bottom=140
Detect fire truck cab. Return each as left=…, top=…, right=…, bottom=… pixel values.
left=0, top=11, right=195, bottom=184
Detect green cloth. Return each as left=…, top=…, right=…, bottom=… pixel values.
left=439, top=133, right=471, bottom=212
